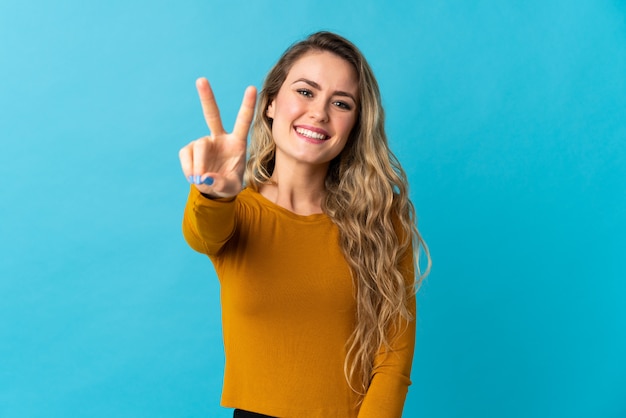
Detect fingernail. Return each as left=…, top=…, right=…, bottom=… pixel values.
left=194, top=175, right=201, bottom=184
left=202, top=177, right=214, bottom=186
left=187, top=175, right=193, bottom=183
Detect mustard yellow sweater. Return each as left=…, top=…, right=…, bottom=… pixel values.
left=182, top=185, right=416, bottom=418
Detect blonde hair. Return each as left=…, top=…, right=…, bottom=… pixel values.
left=244, top=31, right=431, bottom=397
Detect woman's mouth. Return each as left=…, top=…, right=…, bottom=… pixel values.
left=295, top=126, right=330, bottom=142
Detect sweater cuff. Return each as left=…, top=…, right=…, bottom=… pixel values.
left=190, top=184, right=237, bottom=205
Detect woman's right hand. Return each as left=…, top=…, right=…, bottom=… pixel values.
left=179, top=78, right=257, bottom=198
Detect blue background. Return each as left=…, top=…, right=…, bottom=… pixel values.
left=1, top=0, right=624, bottom=417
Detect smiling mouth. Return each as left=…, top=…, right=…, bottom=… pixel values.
left=295, top=127, right=330, bottom=141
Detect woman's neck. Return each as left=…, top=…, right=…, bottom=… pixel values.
left=259, top=159, right=329, bottom=216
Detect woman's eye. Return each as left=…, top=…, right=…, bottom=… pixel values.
left=333, top=101, right=352, bottom=110
left=297, top=89, right=313, bottom=97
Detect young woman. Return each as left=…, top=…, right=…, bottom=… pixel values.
left=179, top=31, right=430, bottom=418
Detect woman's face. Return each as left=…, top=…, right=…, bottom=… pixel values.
left=266, top=51, right=359, bottom=169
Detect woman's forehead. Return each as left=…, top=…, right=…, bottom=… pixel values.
left=285, top=51, right=359, bottom=94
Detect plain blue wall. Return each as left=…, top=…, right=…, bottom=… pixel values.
left=1, top=1, right=624, bottom=417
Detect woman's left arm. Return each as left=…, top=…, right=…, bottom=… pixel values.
left=358, top=249, right=417, bottom=418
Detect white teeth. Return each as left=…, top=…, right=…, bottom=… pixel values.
left=296, top=127, right=327, bottom=140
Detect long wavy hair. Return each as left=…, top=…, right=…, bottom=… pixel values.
left=244, top=31, right=431, bottom=397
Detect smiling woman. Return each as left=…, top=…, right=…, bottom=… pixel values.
left=265, top=51, right=359, bottom=183
left=178, top=31, right=430, bottom=418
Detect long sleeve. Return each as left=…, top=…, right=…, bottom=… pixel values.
left=358, top=248, right=417, bottom=418
left=182, top=185, right=237, bottom=256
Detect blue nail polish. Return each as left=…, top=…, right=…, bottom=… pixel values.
left=194, top=175, right=201, bottom=184
left=187, top=175, right=193, bottom=183
left=202, top=177, right=214, bottom=186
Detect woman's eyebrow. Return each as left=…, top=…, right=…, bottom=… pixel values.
left=292, top=78, right=357, bottom=103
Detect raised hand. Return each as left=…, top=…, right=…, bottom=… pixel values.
left=179, top=78, right=257, bottom=198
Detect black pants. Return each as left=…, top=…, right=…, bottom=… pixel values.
left=233, top=409, right=276, bottom=418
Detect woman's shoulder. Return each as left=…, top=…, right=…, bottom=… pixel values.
left=237, top=187, right=271, bottom=210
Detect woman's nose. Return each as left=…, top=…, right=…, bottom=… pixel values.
left=308, top=99, right=329, bottom=122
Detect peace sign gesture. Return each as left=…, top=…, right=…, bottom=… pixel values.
left=179, top=78, right=257, bottom=198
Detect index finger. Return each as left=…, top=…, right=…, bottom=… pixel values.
left=196, top=77, right=225, bottom=136
left=232, top=86, right=257, bottom=141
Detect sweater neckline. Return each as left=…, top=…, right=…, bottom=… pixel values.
left=243, top=188, right=330, bottom=223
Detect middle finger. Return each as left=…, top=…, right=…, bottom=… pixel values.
left=196, top=78, right=226, bottom=136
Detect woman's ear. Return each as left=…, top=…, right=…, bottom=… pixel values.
left=266, top=99, right=275, bottom=119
